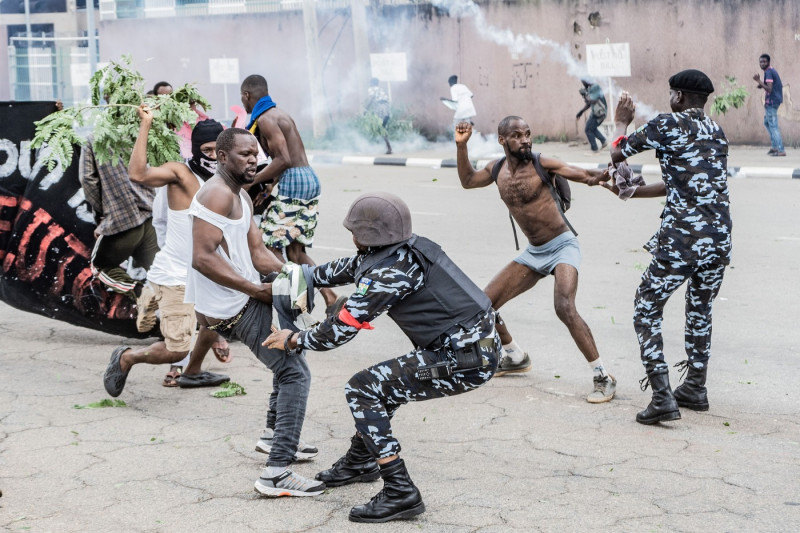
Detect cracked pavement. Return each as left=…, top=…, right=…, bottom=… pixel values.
left=2, top=156, right=799, bottom=532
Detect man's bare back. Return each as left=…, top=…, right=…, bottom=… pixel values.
left=256, top=108, right=308, bottom=171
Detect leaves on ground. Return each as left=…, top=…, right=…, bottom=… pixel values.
left=73, top=399, right=127, bottom=409
left=211, top=381, right=247, bottom=398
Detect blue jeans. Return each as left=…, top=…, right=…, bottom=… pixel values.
left=764, top=106, right=785, bottom=152
left=585, top=114, right=606, bottom=151
left=230, top=299, right=311, bottom=467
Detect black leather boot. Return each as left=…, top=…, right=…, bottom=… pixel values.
left=673, top=360, right=709, bottom=411
left=636, top=369, right=681, bottom=425
left=315, top=433, right=380, bottom=487
left=348, top=459, right=426, bottom=523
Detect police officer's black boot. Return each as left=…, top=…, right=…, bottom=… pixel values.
left=673, top=360, right=709, bottom=411
left=315, top=433, right=380, bottom=487
left=636, top=369, right=682, bottom=425
left=348, top=458, right=426, bottom=523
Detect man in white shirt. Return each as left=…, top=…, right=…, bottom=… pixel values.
left=448, top=75, right=477, bottom=130
left=186, top=128, right=324, bottom=497
left=103, top=107, right=230, bottom=394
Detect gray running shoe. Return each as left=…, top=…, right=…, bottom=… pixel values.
left=495, top=352, right=532, bottom=376
left=587, top=374, right=617, bottom=404
left=254, top=468, right=325, bottom=497
left=255, top=428, right=319, bottom=460
left=103, top=346, right=131, bottom=397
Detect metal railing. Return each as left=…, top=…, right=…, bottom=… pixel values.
left=8, top=36, right=95, bottom=106
left=99, top=0, right=418, bottom=20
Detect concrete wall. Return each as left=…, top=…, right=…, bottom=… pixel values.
left=97, top=0, right=800, bottom=145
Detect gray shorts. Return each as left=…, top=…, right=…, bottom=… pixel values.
left=514, top=231, right=581, bottom=276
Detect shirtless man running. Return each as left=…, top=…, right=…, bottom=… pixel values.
left=455, top=116, right=616, bottom=403
left=240, top=74, right=342, bottom=314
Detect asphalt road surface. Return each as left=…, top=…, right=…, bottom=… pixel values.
left=1, top=161, right=799, bottom=532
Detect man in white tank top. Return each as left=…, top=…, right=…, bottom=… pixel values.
left=103, top=106, right=230, bottom=396
left=186, top=128, right=325, bottom=497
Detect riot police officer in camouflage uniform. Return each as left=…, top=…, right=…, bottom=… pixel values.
left=607, top=69, right=732, bottom=425
left=265, top=192, right=501, bottom=522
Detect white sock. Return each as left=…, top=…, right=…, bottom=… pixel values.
left=502, top=340, right=525, bottom=363
left=264, top=465, right=288, bottom=478
left=590, top=357, right=609, bottom=379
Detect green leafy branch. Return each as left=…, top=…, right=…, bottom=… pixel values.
left=711, top=76, right=749, bottom=116
left=73, top=399, right=127, bottom=409
left=32, top=55, right=211, bottom=170
left=211, top=381, right=247, bottom=398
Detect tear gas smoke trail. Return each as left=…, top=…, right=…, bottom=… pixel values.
left=433, top=0, right=663, bottom=120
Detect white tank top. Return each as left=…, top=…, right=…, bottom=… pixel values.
left=185, top=186, right=259, bottom=319
left=147, top=172, right=204, bottom=286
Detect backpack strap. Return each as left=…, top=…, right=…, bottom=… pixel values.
left=491, top=156, right=506, bottom=183
left=531, top=153, right=578, bottom=236
left=489, top=157, right=520, bottom=250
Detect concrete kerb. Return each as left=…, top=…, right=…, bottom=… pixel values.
left=308, top=154, right=800, bottom=179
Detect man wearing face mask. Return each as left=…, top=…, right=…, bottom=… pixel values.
left=103, top=106, right=231, bottom=396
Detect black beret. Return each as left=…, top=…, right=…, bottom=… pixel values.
left=669, top=69, right=714, bottom=95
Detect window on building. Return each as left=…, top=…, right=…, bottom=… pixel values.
left=6, top=23, right=56, bottom=48
left=0, top=0, right=67, bottom=14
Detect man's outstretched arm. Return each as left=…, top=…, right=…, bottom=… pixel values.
left=540, top=156, right=608, bottom=186
left=455, top=121, right=494, bottom=189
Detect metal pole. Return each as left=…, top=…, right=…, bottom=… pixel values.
left=86, top=0, right=98, bottom=75
left=24, top=0, right=32, bottom=39
left=350, top=0, right=370, bottom=100
left=302, top=0, right=327, bottom=138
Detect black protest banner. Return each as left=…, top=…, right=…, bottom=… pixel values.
left=0, top=101, right=148, bottom=338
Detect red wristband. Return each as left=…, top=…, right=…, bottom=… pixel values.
left=611, top=135, right=626, bottom=148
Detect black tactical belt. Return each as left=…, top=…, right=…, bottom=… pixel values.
left=417, top=337, right=497, bottom=381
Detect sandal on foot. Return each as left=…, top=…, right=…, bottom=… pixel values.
left=176, top=371, right=230, bottom=389
left=104, top=346, right=131, bottom=397
left=162, top=365, right=183, bottom=387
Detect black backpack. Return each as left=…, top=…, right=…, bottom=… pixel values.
left=491, top=154, right=577, bottom=250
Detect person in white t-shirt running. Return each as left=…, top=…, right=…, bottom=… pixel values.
left=447, top=75, right=477, bottom=130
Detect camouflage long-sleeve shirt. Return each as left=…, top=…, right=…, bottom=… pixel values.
left=296, top=246, right=494, bottom=352
left=296, top=248, right=423, bottom=351
left=619, top=108, right=732, bottom=266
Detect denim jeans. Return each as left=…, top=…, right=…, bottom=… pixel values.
left=585, top=114, right=606, bottom=151
left=764, top=105, right=785, bottom=152
left=230, top=299, right=311, bottom=467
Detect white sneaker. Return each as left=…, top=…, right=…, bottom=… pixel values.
left=587, top=374, right=617, bottom=403
left=495, top=352, right=532, bottom=377
left=255, top=428, right=319, bottom=460
left=254, top=468, right=325, bottom=497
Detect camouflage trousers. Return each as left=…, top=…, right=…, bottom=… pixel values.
left=634, top=258, right=727, bottom=374
left=344, top=333, right=500, bottom=459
